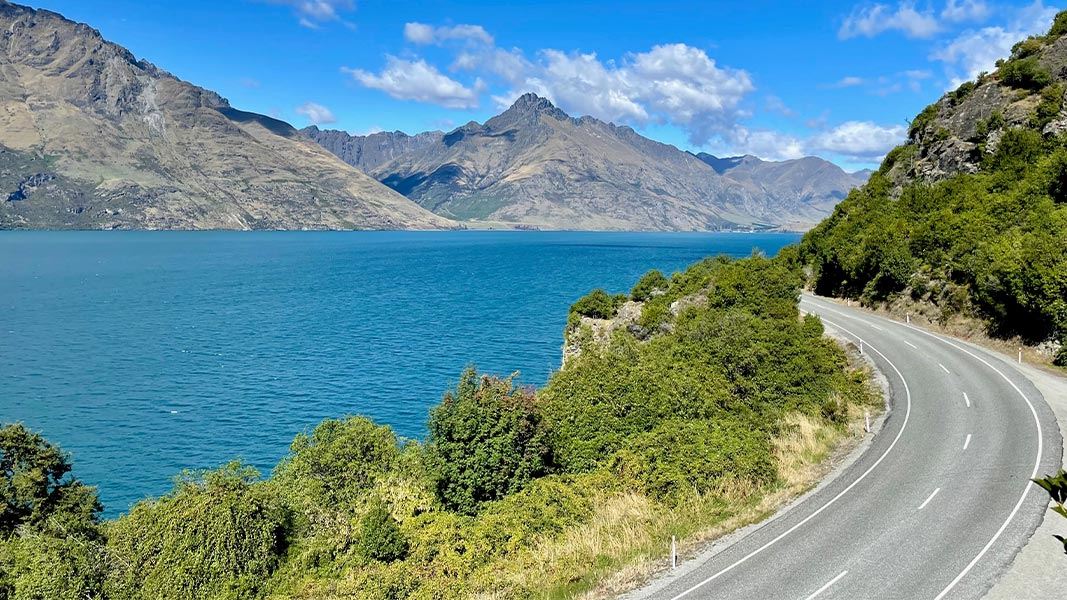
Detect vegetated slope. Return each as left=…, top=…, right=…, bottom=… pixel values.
left=0, top=1, right=452, bottom=230
left=800, top=12, right=1067, bottom=365
left=0, top=254, right=876, bottom=599
left=306, top=94, right=869, bottom=231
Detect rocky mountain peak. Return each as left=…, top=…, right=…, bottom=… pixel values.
left=502, top=93, right=569, bottom=121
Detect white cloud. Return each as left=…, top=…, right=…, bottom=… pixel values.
left=839, top=3, right=941, bottom=39
left=831, top=76, right=866, bottom=88
left=728, top=128, right=807, bottom=161
left=404, top=22, right=494, bottom=45
left=941, top=0, right=991, bottom=23
left=345, top=57, right=482, bottom=109
left=488, top=44, right=754, bottom=145
left=932, top=0, right=1058, bottom=88
left=765, top=95, right=795, bottom=117
left=295, top=101, right=337, bottom=125
left=268, top=0, right=355, bottom=28
left=808, top=121, right=907, bottom=159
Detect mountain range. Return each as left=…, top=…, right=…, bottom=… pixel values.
left=304, top=95, right=871, bottom=231
left=0, top=1, right=450, bottom=230
left=0, top=0, right=867, bottom=231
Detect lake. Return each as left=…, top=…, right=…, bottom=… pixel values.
left=0, top=231, right=800, bottom=515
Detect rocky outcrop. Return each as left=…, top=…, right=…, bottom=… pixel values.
left=0, top=1, right=453, bottom=230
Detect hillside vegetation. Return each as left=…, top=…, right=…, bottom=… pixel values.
left=0, top=255, right=876, bottom=599
left=800, top=12, right=1067, bottom=365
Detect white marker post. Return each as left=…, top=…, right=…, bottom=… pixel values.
left=906, top=313, right=911, bottom=324
left=859, top=341, right=864, bottom=355
left=671, top=536, right=677, bottom=570
left=865, top=411, right=871, bottom=433
left=1018, top=348, right=1023, bottom=364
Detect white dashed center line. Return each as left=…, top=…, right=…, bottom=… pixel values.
left=918, top=488, right=942, bottom=510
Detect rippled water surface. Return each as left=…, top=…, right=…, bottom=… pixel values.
left=0, top=231, right=799, bottom=515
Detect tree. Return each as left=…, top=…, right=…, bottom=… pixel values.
left=570, top=289, right=626, bottom=319
left=425, top=369, right=553, bottom=514
left=630, top=269, right=670, bottom=301
left=0, top=424, right=105, bottom=600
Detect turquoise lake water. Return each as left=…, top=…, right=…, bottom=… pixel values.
left=0, top=231, right=800, bottom=516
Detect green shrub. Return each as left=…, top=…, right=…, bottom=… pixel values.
left=909, top=104, right=939, bottom=139
left=612, top=419, right=776, bottom=500
left=1033, top=83, right=1065, bottom=128
left=356, top=500, right=409, bottom=563
left=999, top=57, right=1052, bottom=90
left=1011, top=37, right=1045, bottom=59
left=1048, top=10, right=1067, bottom=39
left=105, top=462, right=289, bottom=600
left=948, top=80, right=976, bottom=105
left=630, top=269, right=669, bottom=301
left=570, top=288, right=626, bottom=319
left=426, top=369, right=553, bottom=514
left=273, top=416, right=400, bottom=518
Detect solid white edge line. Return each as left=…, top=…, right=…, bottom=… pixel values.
left=803, top=570, right=849, bottom=600
left=666, top=315, right=912, bottom=600
left=964, top=434, right=972, bottom=450
left=900, top=324, right=1045, bottom=600
left=804, top=296, right=1046, bottom=598
left=939, top=363, right=951, bottom=374
left=918, top=487, right=942, bottom=510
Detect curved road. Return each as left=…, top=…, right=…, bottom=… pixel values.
left=630, top=293, right=1063, bottom=600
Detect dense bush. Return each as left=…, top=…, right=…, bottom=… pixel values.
left=570, top=288, right=626, bottom=319
left=105, top=462, right=289, bottom=600
left=356, top=500, right=409, bottom=563
left=273, top=416, right=400, bottom=521
left=802, top=129, right=1067, bottom=345
left=426, top=369, right=553, bottom=514
left=999, top=57, right=1052, bottom=90
left=630, top=269, right=669, bottom=301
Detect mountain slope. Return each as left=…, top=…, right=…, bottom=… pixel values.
left=0, top=1, right=452, bottom=230
left=307, top=94, right=868, bottom=231
left=694, top=152, right=870, bottom=218
left=800, top=12, right=1067, bottom=362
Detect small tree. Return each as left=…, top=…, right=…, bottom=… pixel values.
left=570, top=289, right=626, bottom=319
left=426, top=368, right=553, bottom=514
left=630, top=269, right=670, bottom=302
left=356, top=499, right=408, bottom=563
left=1033, top=470, right=1067, bottom=555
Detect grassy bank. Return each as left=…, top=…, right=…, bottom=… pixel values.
left=0, top=254, right=879, bottom=600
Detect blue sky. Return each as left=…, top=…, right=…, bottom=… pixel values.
left=24, top=0, right=1064, bottom=170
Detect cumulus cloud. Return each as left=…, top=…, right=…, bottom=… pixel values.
left=482, top=44, right=754, bottom=145
left=839, top=2, right=941, bottom=39
left=295, top=101, right=337, bottom=125
left=345, top=57, right=482, bottom=109
left=267, top=0, right=355, bottom=28
left=404, top=22, right=494, bottom=45
left=932, top=0, right=1058, bottom=87
left=941, top=0, right=990, bottom=23
left=831, top=76, right=866, bottom=88
left=728, top=128, right=807, bottom=161
left=808, top=121, right=907, bottom=160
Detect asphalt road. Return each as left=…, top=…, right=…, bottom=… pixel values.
left=628, top=293, right=1063, bottom=600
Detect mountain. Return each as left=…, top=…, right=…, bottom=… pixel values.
left=306, top=94, right=870, bottom=231
left=0, top=1, right=452, bottom=230
left=800, top=13, right=1067, bottom=361
left=302, top=127, right=445, bottom=173
left=694, top=152, right=871, bottom=217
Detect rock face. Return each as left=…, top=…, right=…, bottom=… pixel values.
left=887, top=32, right=1067, bottom=186
left=0, top=1, right=453, bottom=230
left=302, top=127, right=445, bottom=173
left=307, top=94, right=870, bottom=231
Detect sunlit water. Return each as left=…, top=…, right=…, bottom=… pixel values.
left=0, top=231, right=799, bottom=516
